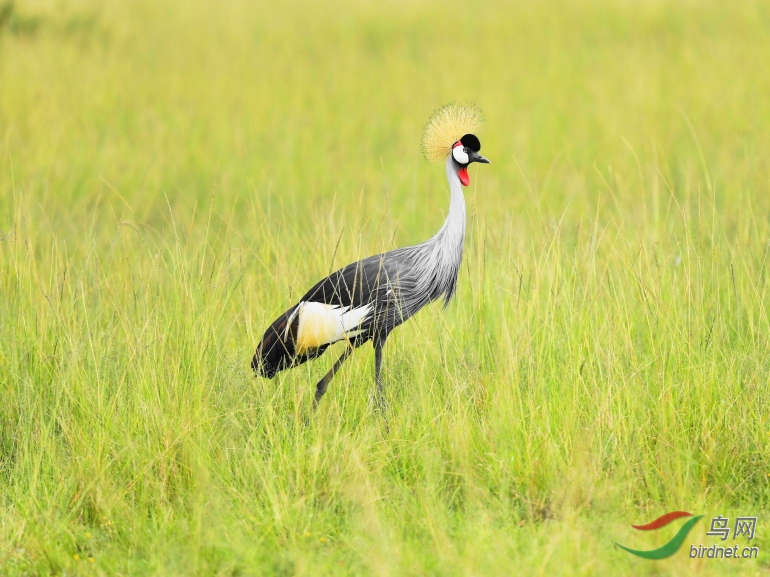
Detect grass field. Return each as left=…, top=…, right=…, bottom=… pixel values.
left=2, top=0, right=770, bottom=575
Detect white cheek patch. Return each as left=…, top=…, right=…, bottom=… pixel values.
left=452, top=146, right=469, bottom=164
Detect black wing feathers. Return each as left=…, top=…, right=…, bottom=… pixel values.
left=301, top=254, right=390, bottom=309
left=253, top=255, right=393, bottom=378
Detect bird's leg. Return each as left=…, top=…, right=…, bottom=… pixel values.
left=313, top=346, right=353, bottom=410
left=373, top=336, right=389, bottom=432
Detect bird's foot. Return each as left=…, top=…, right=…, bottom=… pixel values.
left=369, top=391, right=389, bottom=433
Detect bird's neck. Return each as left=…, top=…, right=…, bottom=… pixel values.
left=395, top=156, right=467, bottom=308
left=433, top=157, right=466, bottom=249
left=416, top=157, right=466, bottom=306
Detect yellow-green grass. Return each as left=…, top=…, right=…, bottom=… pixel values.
left=2, top=0, right=770, bottom=574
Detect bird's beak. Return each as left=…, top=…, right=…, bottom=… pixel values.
left=470, top=151, right=490, bottom=164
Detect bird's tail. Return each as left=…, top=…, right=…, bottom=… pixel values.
left=253, top=304, right=333, bottom=378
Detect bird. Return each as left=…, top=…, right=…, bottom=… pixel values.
left=252, top=103, right=490, bottom=414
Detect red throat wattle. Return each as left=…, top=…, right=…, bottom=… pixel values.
left=458, top=167, right=470, bottom=187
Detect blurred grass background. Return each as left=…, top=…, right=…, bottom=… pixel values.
left=2, top=0, right=770, bottom=575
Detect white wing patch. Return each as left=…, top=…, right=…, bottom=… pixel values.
left=295, top=301, right=371, bottom=355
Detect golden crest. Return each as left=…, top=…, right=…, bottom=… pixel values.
left=421, top=103, right=484, bottom=163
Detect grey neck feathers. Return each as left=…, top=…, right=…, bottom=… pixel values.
left=436, top=156, right=467, bottom=256
left=431, top=156, right=466, bottom=303
left=395, top=156, right=466, bottom=308
left=429, top=157, right=466, bottom=288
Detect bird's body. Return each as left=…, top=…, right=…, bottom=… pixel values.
left=252, top=104, right=489, bottom=413
left=255, top=158, right=466, bottom=378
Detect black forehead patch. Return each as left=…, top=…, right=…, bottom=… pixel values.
left=460, top=133, right=481, bottom=152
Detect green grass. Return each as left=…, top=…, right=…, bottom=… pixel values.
left=2, top=0, right=770, bottom=574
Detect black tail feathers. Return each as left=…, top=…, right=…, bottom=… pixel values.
left=252, top=304, right=340, bottom=378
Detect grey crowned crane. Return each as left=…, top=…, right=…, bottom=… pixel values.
left=252, top=104, right=490, bottom=412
